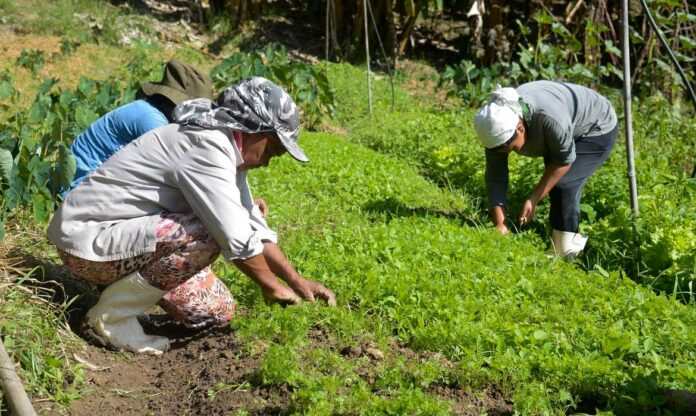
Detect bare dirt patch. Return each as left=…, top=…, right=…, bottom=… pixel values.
left=36, top=314, right=291, bottom=416
left=43, top=320, right=512, bottom=416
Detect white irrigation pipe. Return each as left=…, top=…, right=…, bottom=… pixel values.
left=0, top=337, right=37, bottom=416
left=622, top=0, right=639, bottom=216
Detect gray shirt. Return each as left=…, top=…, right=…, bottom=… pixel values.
left=48, top=123, right=277, bottom=262
left=485, top=81, right=617, bottom=208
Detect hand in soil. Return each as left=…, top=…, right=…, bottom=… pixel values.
left=262, top=285, right=302, bottom=306
left=288, top=276, right=337, bottom=306
left=494, top=222, right=509, bottom=235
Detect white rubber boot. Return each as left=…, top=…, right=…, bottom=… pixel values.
left=551, top=229, right=588, bottom=261
left=85, top=271, right=170, bottom=355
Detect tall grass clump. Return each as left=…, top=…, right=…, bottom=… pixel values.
left=0, top=237, right=84, bottom=410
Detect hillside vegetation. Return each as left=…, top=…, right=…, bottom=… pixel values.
left=0, top=1, right=695, bottom=414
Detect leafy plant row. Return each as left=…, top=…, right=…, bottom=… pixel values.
left=0, top=52, right=160, bottom=241
left=0, top=45, right=336, bottom=242
left=327, top=63, right=695, bottom=297
left=210, top=43, right=335, bottom=129
left=220, top=133, right=696, bottom=414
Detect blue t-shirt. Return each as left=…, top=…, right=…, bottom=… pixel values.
left=64, top=100, right=168, bottom=197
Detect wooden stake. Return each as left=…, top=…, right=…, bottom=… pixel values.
left=0, top=336, right=38, bottom=416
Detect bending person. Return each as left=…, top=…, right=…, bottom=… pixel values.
left=63, top=60, right=213, bottom=197
left=473, top=81, right=618, bottom=259
left=48, top=77, right=336, bottom=355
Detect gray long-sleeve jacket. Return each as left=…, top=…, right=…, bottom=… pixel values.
left=485, top=81, right=617, bottom=208
left=48, top=123, right=277, bottom=262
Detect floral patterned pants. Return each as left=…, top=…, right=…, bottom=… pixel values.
left=58, top=213, right=235, bottom=329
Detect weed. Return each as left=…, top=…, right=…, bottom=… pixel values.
left=16, top=49, right=47, bottom=75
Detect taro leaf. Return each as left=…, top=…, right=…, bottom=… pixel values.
left=27, top=101, right=47, bottom=124
left=32, top=192, right=48, bottom=223
left=36, top=77, right=58, bottom=97
left=0, top=78, right=15, bottom=101
left=51, top=116, right=64, bottom=142
left=0, top=131, right=16, bottom=151
left=57, top=143, right=76, bottom=190
left=4, top=173, right=25, bottom=211
left=78, top=76, right=95, bottom=97
left=0, top=147, right=12, bottom=186
left=75, top=105, right=99, bottom=130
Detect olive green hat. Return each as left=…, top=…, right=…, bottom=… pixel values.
left=137, top=60, right=213, bottom=105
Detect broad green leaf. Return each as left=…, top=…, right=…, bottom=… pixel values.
left=36, top=77, right=58, bottom=96
left=676, top=12, right=696, bottom=23
left=0, top=79, right=15, bottom=101
left=78, top=76, right=95, bottom=96
left=57, top=143, right=76, bottom=190
left=32, top=192, right=48, bottom=223
left=75, top=105, right=99, bottom=130
left=679, top=35, right=696, bottom=51
left=27, top=101, right=47, bottom=124
left=604, top=40, right=622, bottom=57
left=0, top=147, right=12, bottom=186
left=533, top=330, right=549, bottom=341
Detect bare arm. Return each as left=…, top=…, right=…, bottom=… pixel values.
left=262, top=242, right=336, bottom=305
left=233, top=254, right=301, bottom=305
left=519, top=162, right=572, bottom=224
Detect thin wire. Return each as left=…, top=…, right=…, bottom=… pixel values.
left=638, top=0, right=695, bottom=177
left=366, top=0, right=396, bottom=111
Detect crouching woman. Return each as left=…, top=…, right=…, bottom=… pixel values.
left=48, top=77, right=336, bottom=355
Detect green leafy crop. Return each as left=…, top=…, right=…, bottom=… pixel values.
left=210, top=44, right=335, bottom=129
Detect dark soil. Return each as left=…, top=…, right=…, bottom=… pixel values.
left=28, top=310, right=514, bottom=415
left=13, top=250, right=512, bottom=415
left=48, top=316, right=292, bottom=416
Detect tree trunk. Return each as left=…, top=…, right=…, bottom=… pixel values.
left=484, top=0, right=503, bottom=65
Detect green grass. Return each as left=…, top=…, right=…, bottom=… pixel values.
left=0, top=273, right=84, bottom=410
left=0, top=0, right=156, bottom=45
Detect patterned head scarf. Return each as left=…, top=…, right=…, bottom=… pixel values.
left=173, top=76, right=308, bottom=162
left=473, top=85, right=523, bottom=149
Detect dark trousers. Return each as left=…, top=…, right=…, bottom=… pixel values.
left=547, top=124, right=619, bottom=232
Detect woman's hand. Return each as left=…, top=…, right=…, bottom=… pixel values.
left=518, top=198, right=537, bottom=227
left=254, top=198, right=269, bottom=217
left=494, top=222, right=510, bottom=235
left=262, top=285, right=302, bottom=306
left=287, top=275, right=337, bottom=306
left=491, top=206, right=509, bottom=235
